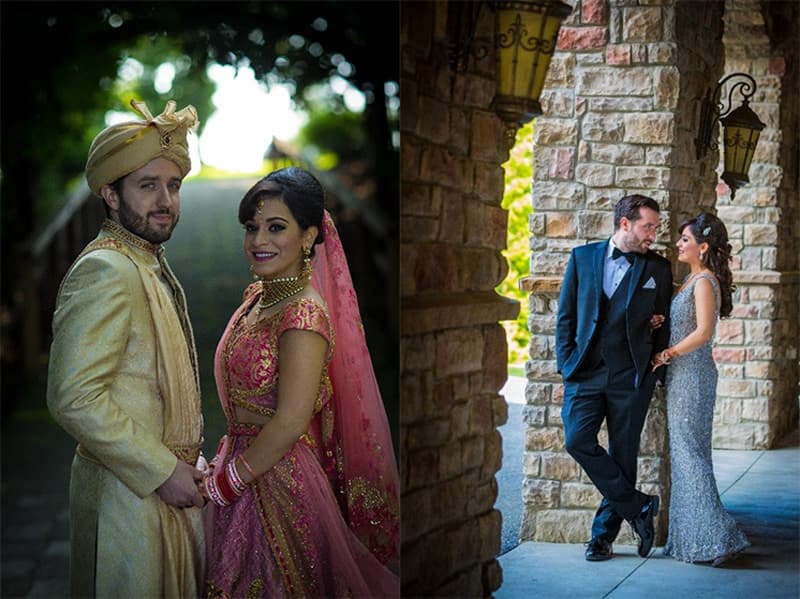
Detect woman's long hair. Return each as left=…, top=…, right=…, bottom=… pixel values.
left=678, top=212, right=735, bottom=318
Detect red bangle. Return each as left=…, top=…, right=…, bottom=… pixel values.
left=237, top=455, right=257, bottom=482
left=204, top=475, right=230, bottom=507
left=215, top=468, right=240, bottom=504
left=226, top=461, right=247, bottom=494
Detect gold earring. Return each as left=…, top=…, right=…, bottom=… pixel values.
left=250, top=263, right=260, bottom=281
left=301, top=246, right=312, bottom=277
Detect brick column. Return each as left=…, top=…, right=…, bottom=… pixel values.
left=401, top=2, right=519, bottom=596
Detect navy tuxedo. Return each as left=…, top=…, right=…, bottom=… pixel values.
left=557, top=240, right=672, bottom=386
left=556, top=239, right=672, bottom=542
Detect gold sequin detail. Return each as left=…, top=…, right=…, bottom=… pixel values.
left=221, top=295, right=333, bottom=418
left=101, top=219, right=161, bottom=254
left=169, top=442, right=203, bottom=465
left=246, top=577, right=264, bottom=599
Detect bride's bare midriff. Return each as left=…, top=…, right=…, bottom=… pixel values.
left=233, top=406, right=273, bottom=426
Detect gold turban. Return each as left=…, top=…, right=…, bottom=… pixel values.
left=85, top=99, right=199, bottom=196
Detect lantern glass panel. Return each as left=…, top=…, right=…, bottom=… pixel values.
left=494, top=1, right=571, bottom=124
left=722, top=125, right=761, bottom=185
left=496, top=7, right=560, bottom=98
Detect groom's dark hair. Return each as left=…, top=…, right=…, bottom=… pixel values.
left=614, top=194, right=660, bottom=230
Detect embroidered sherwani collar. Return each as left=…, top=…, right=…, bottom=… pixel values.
left=101, top=219, right=163, bottom=258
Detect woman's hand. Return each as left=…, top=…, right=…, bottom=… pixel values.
left=651, top=348, right=677, bottom=371
left=650, top=313, right=665, bottom=331
left=196, top=453, right=212, bottom=476
left=198, top=475, right=210, bottom=504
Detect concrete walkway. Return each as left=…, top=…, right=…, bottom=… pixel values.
left=496, top=427, right=800, bottom=598
left=3, top=375, right=798, bottom=598
left=497, top=374, right=527, bottom=554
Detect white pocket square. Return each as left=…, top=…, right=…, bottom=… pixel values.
left=643, top=277, right=656, bottom=289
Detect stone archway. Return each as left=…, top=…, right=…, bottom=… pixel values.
left=520, top=0, right=799, bottom=546
left=399, top=0, right=798, bottom=596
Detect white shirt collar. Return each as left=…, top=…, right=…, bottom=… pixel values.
left=607, top=238, right=622, bottom=260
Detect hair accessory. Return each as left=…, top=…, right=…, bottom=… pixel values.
left=256, top=198, right=265, bottom=215
left=256, top=246, right=313, bottom=314
left=702, top=226, right=711, bottom=236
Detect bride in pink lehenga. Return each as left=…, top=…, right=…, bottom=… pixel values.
left=202, top=167, right=399, bottom=598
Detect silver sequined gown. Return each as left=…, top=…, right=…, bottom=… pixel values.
left=663, top=273, right=750, bottom=562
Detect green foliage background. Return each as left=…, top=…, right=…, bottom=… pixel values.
left=496, top=122, right=534, bottom=367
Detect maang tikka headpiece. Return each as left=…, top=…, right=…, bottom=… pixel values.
left=251, top=196, right=313, bottom=313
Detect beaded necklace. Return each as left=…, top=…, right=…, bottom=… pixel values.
left=257, top=250, right=312, bottom=314
left=251, top=196, right=314, bottom=314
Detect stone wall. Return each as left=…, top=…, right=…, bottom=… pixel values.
left=766, top=0, right=800, bottom=417
left=399, top=0, right=798, bottom=591
left=521, top=0, right=799, bottom=548
left=520, top=0, right=725, bottom=544
left=711, top=0, right=800, bottom=449
left=400, top=2, right=518, bottom=596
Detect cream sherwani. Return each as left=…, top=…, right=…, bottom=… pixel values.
left=47, top=220, right=204, bottom=598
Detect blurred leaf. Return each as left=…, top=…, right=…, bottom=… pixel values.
left=298, top=106, right=366, bottom=165
left=1, top=0, right=398, bottom=241
left=497, top=121, right=534, bottom=366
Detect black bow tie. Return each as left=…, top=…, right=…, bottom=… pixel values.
left=612, top=247, right=636, bottom=264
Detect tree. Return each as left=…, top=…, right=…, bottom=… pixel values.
left=0, top=0, right=399, bottom=400
left=497, top=122, right=534, bottom=367
left=1, top=1, right=397, bottom=236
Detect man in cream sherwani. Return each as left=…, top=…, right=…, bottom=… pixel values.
left=47, top=99, right=206, bottom=598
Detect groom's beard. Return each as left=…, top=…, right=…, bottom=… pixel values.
left=117, top=196, right=180, bottom=244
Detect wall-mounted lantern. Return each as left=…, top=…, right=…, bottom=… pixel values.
left=448, top=0, right=573, bottom=146
left=695, top=73, right=766, bottom=199
left=492, top=0, right=572, bottom=143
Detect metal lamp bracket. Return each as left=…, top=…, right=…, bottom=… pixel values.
left=695, top=72, right=758, bottom=161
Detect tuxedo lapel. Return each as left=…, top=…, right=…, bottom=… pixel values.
left=625, top=253, right=647, bottom=306
left=594, top=241, right=609, bottom=300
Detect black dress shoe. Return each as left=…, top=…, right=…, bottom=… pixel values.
left=585, top=537, right=613, bottom=561
left=631, top=495, right=660, bottom=557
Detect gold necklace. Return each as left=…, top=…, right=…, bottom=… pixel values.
left=257, top=249, right=312, bottom=314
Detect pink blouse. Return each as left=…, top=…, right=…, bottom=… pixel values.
left=220, top=290, right=334, bottom=421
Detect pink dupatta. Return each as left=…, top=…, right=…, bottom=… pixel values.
left=311, top=210, right=400, bottom=566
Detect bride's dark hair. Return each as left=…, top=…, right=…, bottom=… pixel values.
left=239, top=167, right=325, bottom=257
left=678, top=212, right=735, bottom=318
